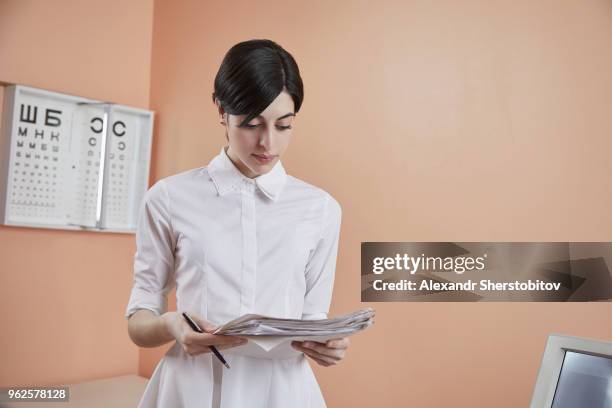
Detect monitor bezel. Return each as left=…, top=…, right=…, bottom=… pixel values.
left=530, top=333, right=612, bottom=408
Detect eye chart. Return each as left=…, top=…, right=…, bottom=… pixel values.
left=0, top=85, right=154, bottom=233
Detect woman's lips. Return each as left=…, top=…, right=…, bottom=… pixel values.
left=252, top=154, right=276, bottom=164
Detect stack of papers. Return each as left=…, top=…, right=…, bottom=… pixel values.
left=213, top=307, right=375, bottom=336
left=212, top=308, right=375, bottom=359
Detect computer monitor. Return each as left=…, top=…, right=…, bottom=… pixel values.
left=531, top=334, right=612, bottom=408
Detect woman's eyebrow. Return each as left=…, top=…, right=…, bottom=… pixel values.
left=255, top=113, right=295, bottom=120
left=276, top=113, right=295, bottom=120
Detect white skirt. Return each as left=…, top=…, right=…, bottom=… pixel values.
left=137, top=341, right=327, bottom=408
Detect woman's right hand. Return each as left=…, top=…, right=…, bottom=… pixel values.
left=162, top=311, right=248, bottom=356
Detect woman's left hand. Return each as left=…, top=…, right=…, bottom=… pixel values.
left=291, top=337, right=350, bottom=367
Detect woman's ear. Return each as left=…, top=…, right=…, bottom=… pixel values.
left=215, top=99, right=229, bottom=141
left=215, top=98, right=226, bottom=125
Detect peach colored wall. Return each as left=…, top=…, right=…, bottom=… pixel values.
left=147, top=0, right=612, bottom=407
left=0, top=0, right=154, bottom=385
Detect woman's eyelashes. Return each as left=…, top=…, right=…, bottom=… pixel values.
left=242, top=123, right=292, bottom=130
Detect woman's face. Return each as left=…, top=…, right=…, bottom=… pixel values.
left=219, top=89, right=295, bottom=178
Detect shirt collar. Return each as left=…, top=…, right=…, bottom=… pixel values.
left=207, top=146, right=288, bottom=201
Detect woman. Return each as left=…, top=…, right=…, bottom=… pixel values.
left=125, top=39, right=349, bottom=408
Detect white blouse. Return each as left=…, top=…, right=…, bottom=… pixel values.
left=125, top=146, right=342, bottom=408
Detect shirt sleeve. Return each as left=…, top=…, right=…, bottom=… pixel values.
left=301, top=194, right=342, bottom=320
left=124, top=179, right=177, bottom=319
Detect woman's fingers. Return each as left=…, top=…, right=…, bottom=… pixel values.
left=186, top=331, right=248, bottom=347
left=301, top=346, right=338, bottom=365
left=180, top=312, right=247, bottom=346
left=182, top=335, right=248, bottom=356
left=306, top=353, right=333, bottom=367
left=187, top=314, right=218, bottom=333
left=177, top=312, right=248, bottom=356
left=291, top=341, right=342, bottom=365
left=325, top=337, right=350, bottom=349
left=301, top=341, right=346, bottom=360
